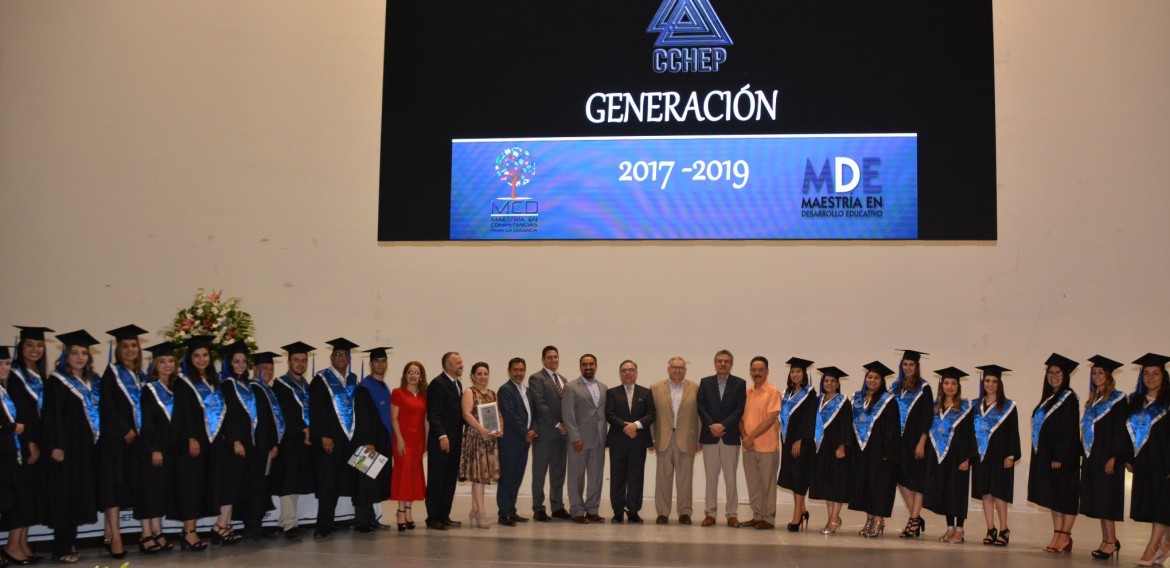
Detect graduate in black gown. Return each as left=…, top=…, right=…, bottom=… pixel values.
left=97, top=324, right=149, bottom=558
left=0, top=347, right=20, bottom=553
left=970, top=364, right=1020, bottom=547
left=923, top=367, right=976, bottom=545
left=353, top=347, right=394, bottom=532
left=237, top=350, right=282, bottom=539
left=847, top=361, right=900, bottom=538
left=1079, top=355, right=1127, bottom=560
left=270, top=341, right=316, bottom=539
left=135, top=342, right=179, bottom=554
left=44, top=330, right=102, bottom=564
left=209, top=341, right=252, bottom=545
left=891, top=349, right=933, bottom=538
left=1122, top=353, right=1170, bottom=566
left=170, top=335, right=219, bottom=551
left=808, top=366, right=853, bottom=535
left=310, top=338, right=360, bottom=539
left=1028, top=353, right=1082, bottom=554
left=2, top=326, right=52, bottom=565
left=776, top=356, right=816, bottom=531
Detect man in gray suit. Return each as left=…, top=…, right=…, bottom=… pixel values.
left=529, top=345, right=571, bottom=521
left=562, top=353, right=608, bottom=523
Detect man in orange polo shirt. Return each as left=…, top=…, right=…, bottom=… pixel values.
left=739, top=356, right=782, bottom=529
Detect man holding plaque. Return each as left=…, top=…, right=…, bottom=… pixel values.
left=352, top=347, right=394, bottom=533
left=497, top=357, right=537, bottom=526
left=563, top=354, right=608, bottom=523
left=310, top=337, right=360, bottom=539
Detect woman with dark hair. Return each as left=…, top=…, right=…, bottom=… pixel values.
left=134, top=342, right=179, bottom=554
left=1028, top=353, right=1082, bottom=554
left=209, top=342, right=252, bottom=545
left=459, top=361, right=501, bottom=529
left=170, top=335, right=219, bottom=551
left=808, top=366, right=853, bottom=535
left=1123, top=353, right=1170, bottom=566
left=97, top=324, right=149, bottom=558
left=776, top=357, right=816, bottom=531
left=923, top=367, right=977, bottom=544
left=391, top=360, right=429, bottom=530
left=848, top=361, right=900, bottom=538
left=0, top=347, right=20, bottom=565
left=970, top=364, right=1020, bottom=547
left=1079, top=355, right=1127, bottom=560
left=43, top=330, right=102, bottom=564
left=891, top=349, right=933, bottom=538
left=2, top=326, right=52, bottom=565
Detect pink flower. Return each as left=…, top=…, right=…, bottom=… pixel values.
left=203, top=320, right=214, bottom=330
left=207, top=293, right=221, bottom=302
left=181, top=318, right=196, bottom=330
left=225, top=329, right=236, bottom=340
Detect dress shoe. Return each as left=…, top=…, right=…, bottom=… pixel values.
left=551, top=509, right=573, bottom=520
left=371, top=522, right=393, bottom=531
left=740, top=519, right=759, bottom=528
left=655, top=515, right=669, bottom=525
left=628, top=514, right=644, bottom=524
left=571, top=516, right=589, bottom=524
left=533, top=511, right=552, bottom=522
left=427, top=521, right=448, bottom=531
left=354, top=525, right=374, bottom=534
left=283, top=527, right=302, bottom=540
left=755, top=521, right=775, bottom=530
left=511, top=514, right=529, bottom=523
left=312, top=528, right=331, bottom=539
left=443, top=518, right=463, bottom=527
left=586, top=513, right=604, bottom=523
left=727, top=517, right=741, bottom=528
left=498, top=516, right=516, bottom=527
left=612, top=514, right=624, bottom=524
left=701, top=516, right=717, bottom=527
left=678, top=514, right=692, bottom=525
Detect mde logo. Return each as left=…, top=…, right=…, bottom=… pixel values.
left=647, top=0, right=732, bottom=73
left=800, top=157, right=886, bottom=219
left=490, top=146, right=539, bottom=233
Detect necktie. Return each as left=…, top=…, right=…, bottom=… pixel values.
left=553, top=373, right=563, bottom=395
left=454, top=378, right=462, bottom=396
left=627, top=386, right=634, bottom=412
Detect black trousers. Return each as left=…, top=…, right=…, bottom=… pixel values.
left=496, top=438, right=530, bottom=517
left=425, top=439, right=462, bottom=524
left=51, top=525, right=77, bottom=557
left=609, top=446, right=648, bottom=514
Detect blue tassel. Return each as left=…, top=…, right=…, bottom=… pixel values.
left=312, top=353, right=316, bottom=376
left=360, top=359, right=365, bottom=380
left=107, top=341, right=113, bottom=366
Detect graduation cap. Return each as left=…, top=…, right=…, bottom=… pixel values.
left=144, top=342, right=178, bottom=358
left=56, top=330, right=100, bottom=348
left=185, top=335, right=215, bottom=351
left=935, top=366, right=969, bottom=380
left=325, top=337, right=359, bottom=352
left=15, top=326, right=54, bottom=341
left=786, top=356, right=814, bottom=370
left=975, top=364, right=1012, bottom=378
left=1045, top=353, right=1079, bottom=376
left=0, top=346, right=10, bottom=360
left=252, top=351, right=280, bottom=365
left=898, top=349, right=929, bottom=362
left=817, top=366, right=849, bottom=379
left=863, top=361, right=895, bottom=377
left=363, top=347, right=392, bottom=360
left=219, top=340, right=249, bottom=361
left=1133, top=353, right=1170, bottom=368
left=281, top=341, right=316, bottom=355
left=1087, top=355, right=1123, bottom=373
left=106, top=324, right=149, bottom=341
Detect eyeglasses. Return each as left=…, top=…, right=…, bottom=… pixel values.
left=406, top=370, right=421, bottom=376
left=669, top=366, right=685, bottom=371
left=620, top=368, right=637, bottom=374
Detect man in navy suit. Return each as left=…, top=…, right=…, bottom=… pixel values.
left=697, top=349, right=747, bottom=527
left=497, top=357, right=538, bottom=526
left=425, top=352, right=465, bottom=530
left=605, top=360, right=656, bottom=523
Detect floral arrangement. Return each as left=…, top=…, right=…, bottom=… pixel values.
left=164, top=289, right=258, bottom=358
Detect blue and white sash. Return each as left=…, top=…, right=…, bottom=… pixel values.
left=780, top=385, right=814, bottom=443
left=0, top=384, right=21, bottom=464
left=974, top=399, right=1016, bottom=461
left=277, top=374, right=311, bottom=427
left=1031, top=389, right=1075, bottom=452
left=315, top=368, right=356, bottom=440
left=143, top=381, right=174, bottom=423
left=929, top=399, right=973, bottom=463
left=1127, top=399, right=1168, bottom=457
left=111, top=363, right=146, bottom=430
left=54, top=372, right=101, bottom=443
left=890, top=379, right=926, bottom=434
left=252, top=379, right=285, bottom=443
left=1081, top=390, right=1125, bottom=458
left=10, top=367, right=44, bottom=413
left=179, top=374, right=226, bottom=440
left=814, top=393, right=845, bottom=450
left=853, top=391, right=894, bottom=451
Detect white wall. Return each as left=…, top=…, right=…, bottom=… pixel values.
left=1, top=0, right=1168, bottom=508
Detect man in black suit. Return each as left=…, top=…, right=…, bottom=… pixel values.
left=497, top=357, right=538, bottom=526
left=605, top=360, right=656, bottom=524
left=697, top=349, right=747, bottom=527
left=425, top=352, right=465, bottom=530
left=529, top=345, right=570, bottom=521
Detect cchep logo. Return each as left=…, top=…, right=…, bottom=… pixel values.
left=647, top=0, right=732, bottom=74
left=800, top=157, right=886, bottom=219
left=490, top=146, right=539, bottom=233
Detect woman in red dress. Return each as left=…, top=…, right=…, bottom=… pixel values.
left=390, top=361, right=429, bottom=531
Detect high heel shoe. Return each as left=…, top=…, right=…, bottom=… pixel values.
left=994, top=528, right=1011, bottom=547
left=102, top=539, right=127, bottom=559
left=138, top=535, right=162, bottom=555
left=939, top=527, right=956, bottom=543
left=179, top=529, right=208, bottom=552
left=396, top=509, right=408, bottom=532
left=862, top=520, right=885, bottom=538
left=820, top=519, right=841, bottom=535
left=983, top=527, right=998, bottom=545
left=154, top=533, right=174, bottom=552
left=476, top=512, right=492, bottom=529
left=859, top=518, right=874, bottom=536
left=1092, top=540, right=1120, bottom=560
left=947, top=528, right=966, bottom=544
left=405, top=504, right=416, bottom=530
left=899, top=516, right=922, bottom=538
left=1, top=550, right=34, bottom=566
left=788, top=511, right=809, bottom=532
left=209, top=524, right=242, bottom=546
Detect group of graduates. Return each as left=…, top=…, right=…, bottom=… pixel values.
left=0, top=325, right=396, bottom=565
left=777, top=350, right=1170, bottom=565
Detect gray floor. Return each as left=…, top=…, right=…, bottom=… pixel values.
left=76, top=497, right=1152, bottom=567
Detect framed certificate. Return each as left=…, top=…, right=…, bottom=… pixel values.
left=477, top=401, right=500, bottom=433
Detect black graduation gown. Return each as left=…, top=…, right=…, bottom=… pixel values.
left=970, top=400, right=1021, bottom=502
left=1027, top=390, right=1081, bottom=515
left=169, top=376, right=212, bottom=520
left=1079, top=392, right=1127, bottom=521
left=97, top=365, right=142, bottom=510
left=43, top=373, right=99, bottom=528
left=895, top=382, right=933, bottom=492
left=134, top=382, right=173, bottom=520
left=310, top=373, right=356, bottom=500
left=848, top=396, right=900, bottom=517
left=208, top=378, right=251, bottom=509
left=0, top=372, right=45, bottom=529
left=808, top=398, right=855, bottom=503
left=270, top=376, right=314, bottom=496
left=1123, top=399, right=1170, bottom=525
left=924, top=405, right=977, bottom=519
left=352, top=383, right=392, bottom=507
left=0, top=390, right=17, bottom=515
left=235, top=380, right=278, bottom=525
left=777, top=387, right=817, bottom=494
